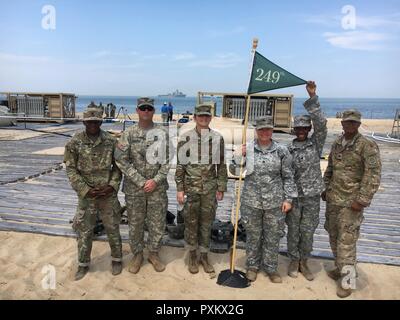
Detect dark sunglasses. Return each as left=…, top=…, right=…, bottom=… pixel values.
left=138, top=105, right=154, bottom=112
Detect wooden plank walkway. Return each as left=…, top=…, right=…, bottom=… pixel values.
left=0, top=125, right=399, bottom=266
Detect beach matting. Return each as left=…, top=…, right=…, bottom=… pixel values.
left=0, top=121, right=399, bottom=267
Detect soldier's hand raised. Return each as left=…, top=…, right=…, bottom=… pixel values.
left=306, top=81, right=317, bottom=98
left=216, top=191, right=224, bottom=201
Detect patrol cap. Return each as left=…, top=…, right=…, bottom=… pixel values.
left=194, top=104, right=212, bottom=116
left=255, top=116, right=274, bottom=130
left=83, top=107, right=103, bottom=121
left=137, top=97, right=155, bottom=108
left=342, top=109, right=362, bottom=122
left=293, top=114, right=312, bottom=128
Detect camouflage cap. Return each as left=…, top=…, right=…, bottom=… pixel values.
left=293, top=114, right=312, bottom=128
left=195, top=104, right=212, bottom=116
left=342, top=109, right=362, bottom=122
left=255, top=116, right=274, bottom=130
left=137, top=97, right=155, bottom=108
left=83, top=107, right=103, bottom=121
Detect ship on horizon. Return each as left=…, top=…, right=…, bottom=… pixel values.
left=158, top=89, right=186, bottom=98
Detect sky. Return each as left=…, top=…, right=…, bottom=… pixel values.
left=0, top=0, right=399, bottom=98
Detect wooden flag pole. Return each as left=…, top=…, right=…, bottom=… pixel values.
left=230, top=38, right=258, bottom=273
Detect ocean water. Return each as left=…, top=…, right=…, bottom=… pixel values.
left=76, top=95, right=400, bottom=119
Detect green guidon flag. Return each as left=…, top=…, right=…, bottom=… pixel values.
left=247, top=51, right=307, bottom=94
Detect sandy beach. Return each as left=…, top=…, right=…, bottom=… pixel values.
left=0, top=231, right=399, bottom=300
left=0, top=116, right=398, bottom=300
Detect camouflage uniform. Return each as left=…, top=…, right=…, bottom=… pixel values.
left=324, top=110, right=381, bottom=271
left=115, top=122, right=170, bottom=256
left=175, top=124, right=227, bottom=253
left=64, top=126, right=122, bottom=267
left=240, top=118, right=298, bottom=273
left=286, top=95, right=327, bottom=261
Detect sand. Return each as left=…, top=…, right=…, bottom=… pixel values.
left=0, top=231, right=399, bottom=300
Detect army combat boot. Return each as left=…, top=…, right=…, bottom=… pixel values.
left=128, top=252, right=143, bottom=274
left=337, top=282, right=352, bottom=298
left=148, top=251, right=166, bottom=272
left=288, top=260, right=299, bottom=278
left=299, top=259, right=314, bottom=281
left=200, top=253, right=214, bottom=273
left=246, top=268, right=258, bottom=282
left=188, top=250, right=199, bottom=274
left=266, top=271, right=282, bottom=283
left=111, top=261, right=122, bottom=276
left=74, top=266, right=89, bottom=281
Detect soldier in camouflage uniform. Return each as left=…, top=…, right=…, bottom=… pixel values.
left=115, top=97, right=170, bottom=274
left=175, top=104, right=227, bottom=274
left=286, top=81, right=327, bottom=281
left=240, top=117, right=298, bottom=283
left=322, top=109, right=381, bottom=298
left=64, top=106, right=123, bottom=281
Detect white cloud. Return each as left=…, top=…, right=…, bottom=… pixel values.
left=303, top=14, right=340, bottom=27
left=323, top=31, right=392, bottom=50
left=356, top=13, right=400, bottom=29
left=304, top=12, right=400, bottom=29
left=304, top=12, right=400, bottom=51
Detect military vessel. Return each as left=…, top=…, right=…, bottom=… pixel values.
left=158, top=89, right=186, bottom=98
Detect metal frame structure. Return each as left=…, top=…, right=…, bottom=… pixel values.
left=0, top=92, right=76, bottom=122
left=197, top=91, right=294, bottom=131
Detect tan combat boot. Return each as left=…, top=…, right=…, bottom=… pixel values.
left=337, top=282, right=352, bottom=298
left=246, top=268, right=258, bottom=282
left=111, top=261, right=122, bottom=276
left=200, top=253, right=214, bottom=273
left=288, top=260, right=299, bottom=278
left=299, top=259, right=314, bottom=281
left=74, top=266, right=89, bottom=281
left=148, top=251, right=166, bottom=272
left=128, top=252, right=143, bottom=274
left=188, top=250, right=199, bottom=274
left=267, top=271, right=282, bottom=283
left=327, top=268, right=341, bottom=281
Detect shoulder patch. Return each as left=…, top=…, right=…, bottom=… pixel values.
left=366, top=155, right=378, bottom=167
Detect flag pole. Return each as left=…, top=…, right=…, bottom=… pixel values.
left=217, top=38, right=258, bottom=288
left=230, top=38, right=258, bottom=273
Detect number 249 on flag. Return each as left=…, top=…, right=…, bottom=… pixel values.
left=255, top=68, right=282, bottom=84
